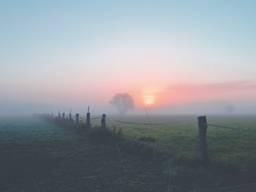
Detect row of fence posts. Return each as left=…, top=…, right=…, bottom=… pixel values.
left=45, top=112, right=209, bottom=165
left=46, top=111, right=107, bottom=129
left=57, top=113, right=209, bottom=165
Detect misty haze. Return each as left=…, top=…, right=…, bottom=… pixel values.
left=1, top=1, right=256, bottom=192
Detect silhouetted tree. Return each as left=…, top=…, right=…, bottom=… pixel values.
left=110, top=93, right=134, bottom=114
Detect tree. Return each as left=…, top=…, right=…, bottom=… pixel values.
left=110, top=93, right=134, bottom=114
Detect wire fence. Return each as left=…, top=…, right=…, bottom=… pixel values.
left=108, top=115, right=255, bottom=192
left=42, top=112, right=256, bottom=192
left=109, top=117, right=244, bottom=132
left=208, top=123, right=240, bottom=130
left=110, top=119, right=166, bottom=126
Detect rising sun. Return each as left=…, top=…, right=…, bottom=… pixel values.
left=143, top=95, right=155, bottom=106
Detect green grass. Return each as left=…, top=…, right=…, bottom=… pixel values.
left=0, top=116, right=168, bottom=192
left=107, top=115, right=256, bottom=163
left=103, top=115, right=256, bottom=191
left=1, top=115, right=256, bottom=191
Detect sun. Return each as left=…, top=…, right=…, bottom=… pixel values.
left=143, top=95, right=155, bottom=106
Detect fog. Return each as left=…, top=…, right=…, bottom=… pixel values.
left=1, top=1, right=256, bottom=117
left=1, top=99, right=256, bottom=117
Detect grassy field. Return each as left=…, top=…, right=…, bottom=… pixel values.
left=0, top=116, right=167, bottom=192
left=106, top=115, right=256, bottom=190
left=108, top=115, right=256, bottom=163
left=1, top=115, right=256, bottom=191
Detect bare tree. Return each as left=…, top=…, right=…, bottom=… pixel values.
left=110, top=93, right=134, bottom=114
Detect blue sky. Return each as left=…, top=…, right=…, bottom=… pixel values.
left=0, top=0, right=256, bottom=114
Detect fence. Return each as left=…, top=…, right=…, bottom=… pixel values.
left=197, top=116, right=242, bottom=164
left=42, top=112, right=106, bottom=129
left=42, top=112, right=250, bottom=166
left=40, top=112, right=255, bottom=192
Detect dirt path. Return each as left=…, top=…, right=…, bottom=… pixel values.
left=0, top=117, right=167, bottom=192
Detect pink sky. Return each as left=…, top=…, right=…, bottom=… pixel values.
left=1, top=1, right=256, bottom=114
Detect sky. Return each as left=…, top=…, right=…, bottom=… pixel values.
left=0, top=0, right=256, bottom=115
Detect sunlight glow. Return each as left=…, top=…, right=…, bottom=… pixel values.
left=143, top=95, right=155, bottom=106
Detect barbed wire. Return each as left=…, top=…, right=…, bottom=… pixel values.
left=91, top=116, right=102, bottom=120
left=208, top=123, right=240, bottom=130
left=109, top=118, right=186, bottom=127
left=43, top=113, right=255, bottom=192
left=46, top=113, right=245, bottom=134
left=110, top=119, right=165, bottom=126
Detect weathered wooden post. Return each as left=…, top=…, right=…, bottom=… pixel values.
left=75, top=113, right=79, bottom=125
left=62, top=112, right=65, bottom=120
left=198, top=116, right=208, bottom=164
left=101, top=114, right=106, bottom=128
left=86, top=107, right=91, bottom=128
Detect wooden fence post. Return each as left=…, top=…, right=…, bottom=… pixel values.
left=75, top=113, right=79, bottom=125
left=198, top=116, right=208, bottom=164
left=101, top=114, right=106, bottom=128
left=86, top=112, right=91, bottom=128
left=69, top=113, right=72, bottom=121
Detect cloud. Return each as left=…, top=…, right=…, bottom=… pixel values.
left=167, top=80, right=256, bottom=104
left=171, top=80, right=256, bottom=91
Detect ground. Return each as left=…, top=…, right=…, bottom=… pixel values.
left=0, top=116, right=166, bottom=192
left=0, top=115, right=256, bottom=192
